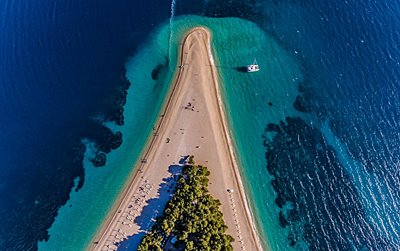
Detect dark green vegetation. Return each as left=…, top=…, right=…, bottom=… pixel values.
left=138, top=156, right=234, bottom=251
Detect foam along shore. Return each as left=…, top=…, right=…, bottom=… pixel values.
left=88, top=27, right=263, bottom=251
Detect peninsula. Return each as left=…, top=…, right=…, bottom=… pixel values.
left=89, top=27, right=262, bottom=251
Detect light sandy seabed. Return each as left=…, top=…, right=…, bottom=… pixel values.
left=89, top=27, right=263, bottom=251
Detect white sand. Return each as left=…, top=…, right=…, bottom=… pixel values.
left=89, top=27, right=262, bottom=251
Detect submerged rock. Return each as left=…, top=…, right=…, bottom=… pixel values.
left=279, top=211, right=288, bottom=228
left=293, top=94, right=310, bottom=113
left=92, top=152, right=106, bottom=167
left=151, top=64, right=164, bottom=80
left=109, top=131, right=123, bottom=150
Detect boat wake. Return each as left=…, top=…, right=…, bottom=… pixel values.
left=167, top=0, right=177, bottom=66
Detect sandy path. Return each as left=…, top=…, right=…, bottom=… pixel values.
left=89, top=27, right=263, bottom=251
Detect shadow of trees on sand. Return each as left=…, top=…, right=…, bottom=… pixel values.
left=117, top=158, right=187, bottom=250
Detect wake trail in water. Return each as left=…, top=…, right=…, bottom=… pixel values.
left=168, top=0, right=177, bottom=67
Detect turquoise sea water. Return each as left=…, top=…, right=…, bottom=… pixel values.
left=212, top=21, right=304, bottom=250
left=39, top=15, right=301, bottom=250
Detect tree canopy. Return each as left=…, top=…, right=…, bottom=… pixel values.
left=138, top=156, right=234, bottom=251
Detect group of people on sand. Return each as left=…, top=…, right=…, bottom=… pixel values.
left=184, top=101, right=195, bottom=111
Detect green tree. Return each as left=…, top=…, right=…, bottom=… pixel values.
left=138, top=157, right=234, bottom=250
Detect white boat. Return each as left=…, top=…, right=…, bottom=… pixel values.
left=247, top=58, right=260, bottom=72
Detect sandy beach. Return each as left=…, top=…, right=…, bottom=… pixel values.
left=88, top=27, right=263, bottom=251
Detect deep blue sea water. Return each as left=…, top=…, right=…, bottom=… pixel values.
left=0, top=1, right=179, bottom=249
left=259, top=1, right=400, bottom=249
left=1, top=0, right=400, bottom=250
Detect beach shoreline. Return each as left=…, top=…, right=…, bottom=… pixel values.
left=88, top=26, right=263, bottom=251
left=206, top=29, right=264, bottom=250
left=86, top=27, right=187, bottom=251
